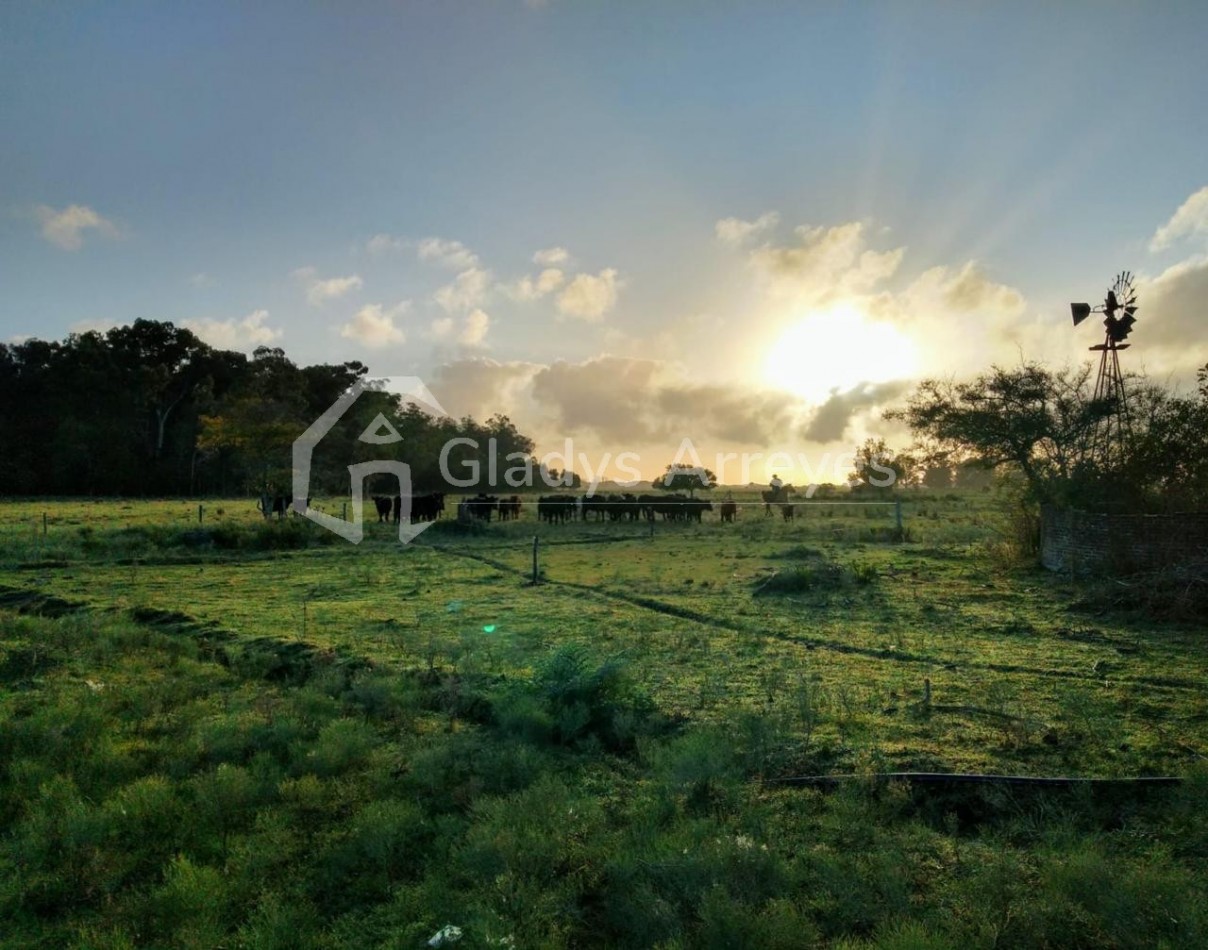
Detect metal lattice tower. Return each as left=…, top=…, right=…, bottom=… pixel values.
left=1070, top=271, right=1138, bottom=463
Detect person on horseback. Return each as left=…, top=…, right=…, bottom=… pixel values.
left=769, top=473, right=784, bottom=500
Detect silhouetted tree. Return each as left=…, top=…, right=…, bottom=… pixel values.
left=656, top=463, right=716, bottom=497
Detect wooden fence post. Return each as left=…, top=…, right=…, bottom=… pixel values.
left=532, top=536, right=540, bottom=584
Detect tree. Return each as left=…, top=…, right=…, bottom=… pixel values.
left=921, top=464, right=953, bottom=490
left=848, top=438, right=913, bottom=490
left=655, top=463, right=716, bottom=497
left=890, top=361, right=1208, bottom=512
left=887, top=363, right=1108, bottom=503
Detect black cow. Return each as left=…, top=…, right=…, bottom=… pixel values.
left=720, top=501, right=737, bottom=523
left=464, top=493, right=499, bottom=521
left=498, top=495, right=522, bottom=521
left=411, top=492, right=445, bottom=523
left=538, top=495, right=576, bottom=524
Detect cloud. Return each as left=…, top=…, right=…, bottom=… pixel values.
left=338, top=302, right=408, bottom=348
left=183, top=310, right=282, bottom=351
left=1138, top=255, right=1208, bottom=363
left=747, top=221, right=905, bottom=301
left=802, top=380, right=912, bottom=443
left=435, top=266, right=492, bottom=312
left=501, top=267, right=565, bottom=301
left=428, top=309, right=492, bottom=347
left=428, top=316, right=455, bottom=339
left=530, top=356, right=801, bottom=446
left=68, top=318, right=121, bottom=335
left=905, top=261, right=1026, bottom=316
left=714, top=211, right=780, bottom=246
left=533, top=246, right=570, bottom=266
left=366, top=233, right=407, bottom=255
left=460, top=309, right=490, bottom=346
left=34, top=204, right=118, bottom=250
left=556, top=268, right=620, bottom=321
left=188, top=272, right=214, bottom=288
left=417, top=237, right=479, bottom=269
left=429, top=357, right=543, bottom=420
left=1150, top=186, right=1208, bottom=253
left=293, top=267, right=364, bottom=306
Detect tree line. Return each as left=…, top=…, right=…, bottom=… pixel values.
left=0, top=320, right=536, bottom=497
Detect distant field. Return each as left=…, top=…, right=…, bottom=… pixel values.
left=3, top=491, right=1206, bottom=947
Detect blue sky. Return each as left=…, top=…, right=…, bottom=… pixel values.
left=4, top=1, right=1207, bottom=476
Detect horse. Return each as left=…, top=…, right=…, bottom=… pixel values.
left=761, top=484, right=795, bottom=516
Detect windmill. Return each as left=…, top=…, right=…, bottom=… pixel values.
left=1070, top=271, right=1138, bottom=459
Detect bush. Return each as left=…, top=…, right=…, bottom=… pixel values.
left=531, top=644, right=653, bottom=750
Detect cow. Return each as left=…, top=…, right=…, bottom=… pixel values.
left=581, top=494, right=608, bottom=521
left=372, top=495, right=393, bottom=523
left=780, top=503, right=795, bottom=521
left=464, top=493, right=499, bottom=521
left=538, top=495, right=575, bottom=524
left=719, top=500, right=737, bottom=523
left=498, top=495, right=522, bottom=521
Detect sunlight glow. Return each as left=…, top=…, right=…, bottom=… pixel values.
left=762, top=302, right=920, bottom=402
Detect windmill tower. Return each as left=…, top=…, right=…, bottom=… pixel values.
left=1070, top=271, right=1138, bottom=461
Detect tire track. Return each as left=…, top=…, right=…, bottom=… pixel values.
left=429, top=545, right=1204, bottom=694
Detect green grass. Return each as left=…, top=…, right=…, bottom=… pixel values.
left=2, top=490, right=1206, bottom=947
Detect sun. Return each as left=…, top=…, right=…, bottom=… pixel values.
left=762, top=301, right=920, bottom=402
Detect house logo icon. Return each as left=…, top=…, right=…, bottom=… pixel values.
left=292, top=376, right=448, bottom=544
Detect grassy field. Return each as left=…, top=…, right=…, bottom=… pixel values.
left=2, top=491, right=1206, bottom=947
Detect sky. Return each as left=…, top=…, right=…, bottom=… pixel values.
left=3, top=1, right=1208, bottom=483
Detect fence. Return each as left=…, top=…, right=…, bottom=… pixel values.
left=1040, top=505, right=1208, bottom=575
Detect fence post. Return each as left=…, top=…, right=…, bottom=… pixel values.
left=198, top=504, right=204, bottom=525
left=532, top=536, right=540, bottom=584
left=42, top=512, right=48, bottom=536
left=342, top=501, right=348, bottom=521
left=895, top=500, right=903, bottom=539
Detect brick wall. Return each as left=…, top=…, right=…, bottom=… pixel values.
left=1040, top=505, right=1208, bottom=574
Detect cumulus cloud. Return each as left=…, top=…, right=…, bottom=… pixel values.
left=747, top=221, right=905, bottom=301
left=1138, top=255, right=1208, bottom=369
left=429, top=309, right=492, bottom=347
left=339, top=302, right=408, bottom=348
left=556, top=268, right=621, bottom=321
left=366, top=233, right=407, bottom=255
left=714, top=211, right=780, bottom=246
left=460, top=309, right=490, bottom=346
left=533, top=246, right=570, bottom=266
left=417, top=237, right=479, bottom=269
left=905, top=261, right=1026, bottom=316
left=1150, top=186, right=1208, bottom=252
left=293, top=267, right=364, bottom=306
left=183, top=310, right=282, bottom=351
left=529, top=356, right=802, bottom=446
left=501, top=267, right=565, bottom=301
left=429, top=357, right=543, bottom=420
left=435, top=266, right=492, bottom=312
left=35, top=204, right=118, bottom=250
left=68, top=318, right=121, bottom=335
left=802, top=380, right=912, bottom=443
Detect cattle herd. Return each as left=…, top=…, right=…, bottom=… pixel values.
left=371, top=492, right=447, bottom=524
left=265, top=490, right=798, bottom=526
left=362, top=492, right=727, bottom=524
